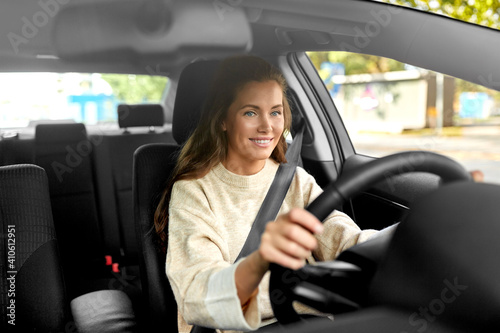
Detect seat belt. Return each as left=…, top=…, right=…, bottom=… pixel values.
left=191, top=119, right=305, bottom=333
left=235, top=119, right=305, bottom=260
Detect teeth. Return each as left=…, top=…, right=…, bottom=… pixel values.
left=252, top=139, right=270, bottom=144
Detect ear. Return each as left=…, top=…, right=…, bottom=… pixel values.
left=221, top=121, right=227, bottom=131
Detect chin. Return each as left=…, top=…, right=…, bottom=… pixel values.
left=251, top=153, right=272, bottom=162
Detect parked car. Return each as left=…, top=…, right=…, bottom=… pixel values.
left=1, top=0, right=499, bottom=332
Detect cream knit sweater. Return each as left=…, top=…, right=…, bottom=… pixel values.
left=166, top=158, right=378, bottom=332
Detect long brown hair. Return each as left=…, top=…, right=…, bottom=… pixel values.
left=154, top=55, right=292, bottom=250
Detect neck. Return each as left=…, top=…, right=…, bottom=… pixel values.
left=222, top=159, right=267, bottom=175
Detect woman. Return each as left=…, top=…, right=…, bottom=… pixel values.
left=154, top=55, right=390, bottom=332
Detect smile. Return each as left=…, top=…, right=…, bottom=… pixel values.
left=250, top=138, right=273, bottom=147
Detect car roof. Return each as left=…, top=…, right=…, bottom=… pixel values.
left=0, top=0, right=499, bottom=91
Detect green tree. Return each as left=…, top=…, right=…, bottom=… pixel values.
left=309, top=1, right=500, bottom=104
left=385, top=0, right=500, bottom=103
left=385, top=0, right=500, bottom=30
left=100, top=74, right=168, bottom=104
left=309, top=0, right=499, bottom=74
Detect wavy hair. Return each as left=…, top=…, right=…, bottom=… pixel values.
left=154, top=55, right=292, bottom=250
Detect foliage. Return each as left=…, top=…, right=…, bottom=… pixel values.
left=386, top=0, right=500, bottom=101
left=309, top=1, right=500, bottom=104
left=100, top=74, right=168, bottom=104
left=310, top=0, right=499, bottom=74
left=384, top=0, right=500, bottom=30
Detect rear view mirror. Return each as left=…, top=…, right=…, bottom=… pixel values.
left=52, top=0, right=252, bottom=61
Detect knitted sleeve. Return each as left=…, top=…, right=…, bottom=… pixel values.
left=166, top=180, right=260, bottom=332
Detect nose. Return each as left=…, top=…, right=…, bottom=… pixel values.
left=258, top=114, right=272, bottom=132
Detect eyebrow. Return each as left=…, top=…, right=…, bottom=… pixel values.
left=239, top=104, right=283, bottom=110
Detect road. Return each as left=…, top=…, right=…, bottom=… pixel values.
left=349, top=126, right=500, bottom=184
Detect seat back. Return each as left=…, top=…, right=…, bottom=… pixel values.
left=0, top=164, right=69, bottom=332
left=132, top=60, right=220, bottom=331
left=133, top=143, right=179, bottom=332
left=92, top=104, right=173, bottom=264
left=34, top=123, right=105, bottom=298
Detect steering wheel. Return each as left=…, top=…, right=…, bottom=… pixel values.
left=269, top=151, right=471, bottom=324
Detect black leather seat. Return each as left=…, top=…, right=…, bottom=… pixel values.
left=133, top=60, right=220, bottom=332
left=133, top=143, right=179, bottom=332
left=0, top=164, right=70, bottom=332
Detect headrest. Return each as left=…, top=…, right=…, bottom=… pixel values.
left=35, top=123, right=87, bottom=144
left=172, top=60, right=220, bottom=145
left=370, top=182, right=500, bottom=331
left=117, top=104, right=164, bottom=129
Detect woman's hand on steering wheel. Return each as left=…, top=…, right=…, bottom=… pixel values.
left=259, top=208, right=324, bottom=270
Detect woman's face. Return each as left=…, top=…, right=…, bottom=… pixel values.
left=222, top=80, right=285, bottom=175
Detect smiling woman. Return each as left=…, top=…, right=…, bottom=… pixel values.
left=153, top=55, right=386, bottom=332
left=222, top=80, right=285, bottom=175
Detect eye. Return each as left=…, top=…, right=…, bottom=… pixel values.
left=244, top=110, right=257, bottom=117
left=271, top=110, right=282, bottom=116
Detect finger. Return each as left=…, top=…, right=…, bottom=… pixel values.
left=286, top=208, right=324, bottom=235
left=279, top=223, right=318, bottom=251
left=259, top=242, right=306, bottom=270
left=271, top=232, right=313, bottom=259
left=469, top=170, right=484, bottom=182
left=266, top=218, right=318, bottom=251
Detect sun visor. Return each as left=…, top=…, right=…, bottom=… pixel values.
left=52, top=0, right=252, bottom=60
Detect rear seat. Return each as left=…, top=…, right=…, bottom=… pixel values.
left=91, top=104, right=174, bottom=267
left=0, top=133, right=34, bottom=166
left=34, top=123, right=106, bottom=298
left=3, top=104, right=174, bottom=310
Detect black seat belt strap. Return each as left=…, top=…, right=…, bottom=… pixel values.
left=236, top=119, right=305, bottom=260
left=191, top=119, right=305, bottom=333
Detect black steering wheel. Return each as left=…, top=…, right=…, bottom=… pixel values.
left=269, top=151, right=472, bottom=324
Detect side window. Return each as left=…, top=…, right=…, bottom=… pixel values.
left=0, top=73, right=168, bottom=130
left=308, top=51, right=500, bottom=184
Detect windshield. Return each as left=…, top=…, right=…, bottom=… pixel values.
left=378, top=0, right=499, bottom=30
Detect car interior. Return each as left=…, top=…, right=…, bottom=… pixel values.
left=1, top=0, right=499, bottom=332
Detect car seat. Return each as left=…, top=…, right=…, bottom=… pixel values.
left=34, top=123, right=105, bottom=298
left=133, top=60, right=220, bottom=332
left=0, top=164, right=70, bottom=332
